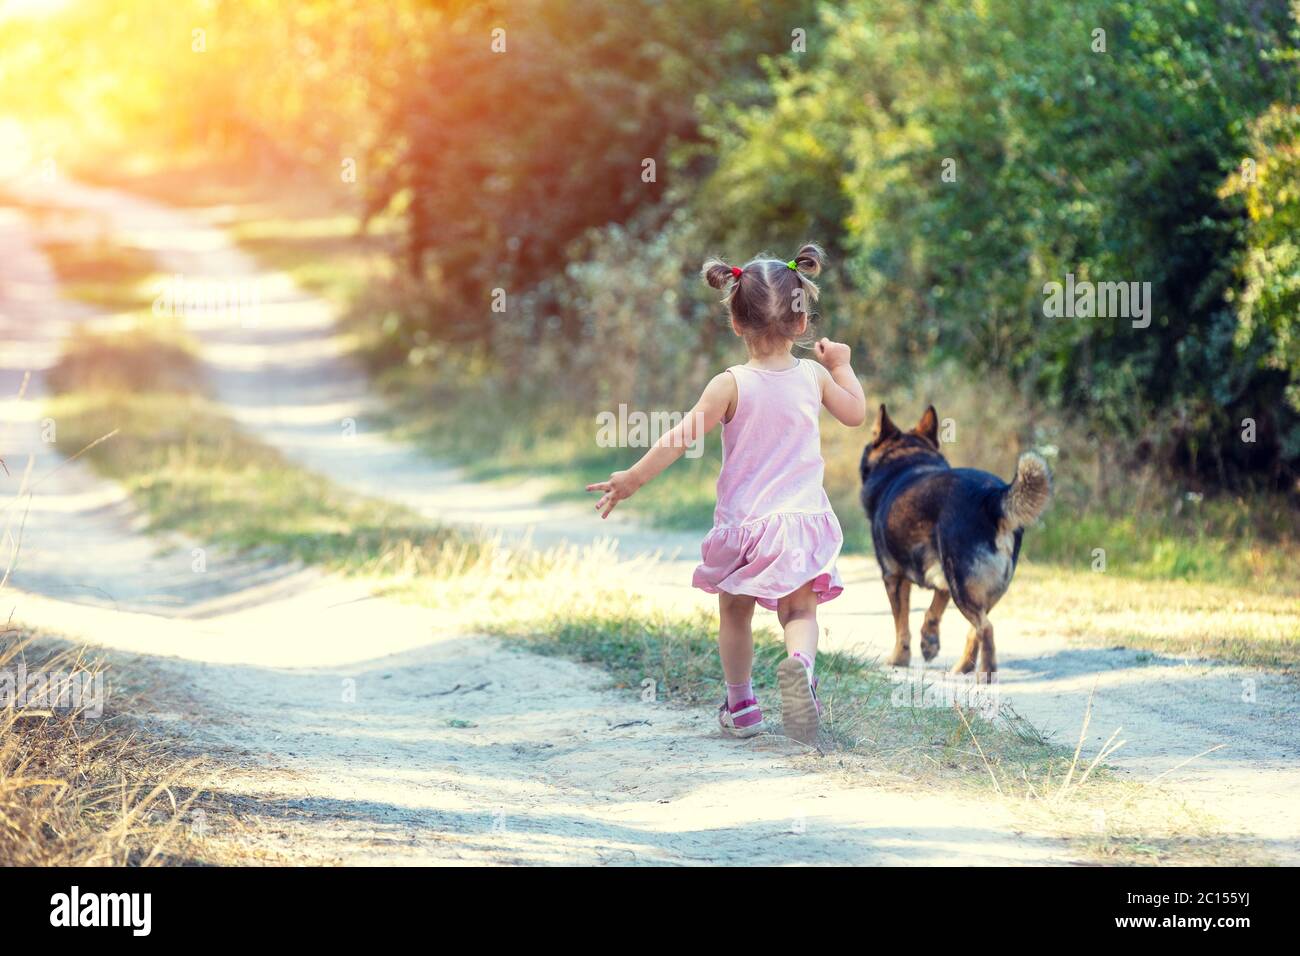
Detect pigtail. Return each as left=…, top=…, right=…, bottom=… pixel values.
left=789, top=243, right=823, bottom=306
left=792, top=243, right=825, bottom=278
left=702, top=257, right=739, bottom=290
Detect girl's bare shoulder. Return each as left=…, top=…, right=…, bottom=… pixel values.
left=806, top=359, right=832, bottom=387
left=703, top=369, right=739, bottom=400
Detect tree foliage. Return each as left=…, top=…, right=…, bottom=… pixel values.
left=4, top=0, right=1297, bottom=482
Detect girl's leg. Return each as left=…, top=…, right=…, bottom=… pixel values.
left=718, top=591, right=757, bottom=688
left=776, top=580, right=820, bottom=667
left=776, top=581, right=821, bottom=744
left=717, top=592, right=764, bottom=736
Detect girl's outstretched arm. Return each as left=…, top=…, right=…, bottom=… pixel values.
left=586, top=371, right=736, bottom=519
left=813, top=338, right=867, bottom=427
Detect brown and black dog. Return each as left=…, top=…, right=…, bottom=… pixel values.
left=859, top=405, right=1051, bottom=675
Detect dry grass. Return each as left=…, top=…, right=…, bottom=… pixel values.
left=0, top=374, right=218, bottom=866
left=0, top=630, right=208, bottom=865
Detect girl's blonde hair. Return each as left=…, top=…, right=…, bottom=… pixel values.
left=701, top=243, right=825, bottom=348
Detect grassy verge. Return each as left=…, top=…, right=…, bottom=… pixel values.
left=19, top=200, right=163, bottom=314
left=73, top=160, right=394, bottom=306
left=495, top=602, right=1054, bottom=782
left=47, top=327, right=468, bottom=573
left=1009, top=565, right=1300, bottom=672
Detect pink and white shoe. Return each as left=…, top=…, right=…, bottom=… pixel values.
left=778, top=657, right=822, bottom=745
left=718, top=698, right=766, bottom=738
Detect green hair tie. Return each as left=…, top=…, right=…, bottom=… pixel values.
left=787, top=260, right=798, bottom=270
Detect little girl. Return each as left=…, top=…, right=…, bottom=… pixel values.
left=587, top=244, right=866, bottom=744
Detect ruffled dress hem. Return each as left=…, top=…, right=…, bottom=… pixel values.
left=692, top=511, right=844, bottom=612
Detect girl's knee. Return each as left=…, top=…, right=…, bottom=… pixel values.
left=719, top=592, right=756, bottom=616
left=776, top=584, right=818, bottom=623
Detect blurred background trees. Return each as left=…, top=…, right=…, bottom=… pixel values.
left=2, top=0, right=1297, bottom=487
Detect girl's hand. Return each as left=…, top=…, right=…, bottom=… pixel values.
left=586, top=469, right=642, bottom=519
left=813, top=341, right=868, bottom=427
left=814, top=337, right=852, bottom=371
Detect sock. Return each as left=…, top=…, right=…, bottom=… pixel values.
left=790, top=650, right=815, bottom=681
left=726, top=680, right=754, bottom=709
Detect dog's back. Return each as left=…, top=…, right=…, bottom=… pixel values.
left=863, top=451, right=1049, bottom=604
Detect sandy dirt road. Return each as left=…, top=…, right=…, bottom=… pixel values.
left=2, top=176, right=1297, bottom=864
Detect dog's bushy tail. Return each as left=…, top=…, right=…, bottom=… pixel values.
left=1001, top=452, right=1052, bottom=531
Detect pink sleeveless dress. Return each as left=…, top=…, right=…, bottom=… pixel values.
left=692, top=359, right=844, bottom=610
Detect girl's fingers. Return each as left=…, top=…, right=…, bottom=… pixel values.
left=589, top=480, right=626, bottom=515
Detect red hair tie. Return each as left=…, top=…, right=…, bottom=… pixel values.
left=731, top=266, right=743, bottom=279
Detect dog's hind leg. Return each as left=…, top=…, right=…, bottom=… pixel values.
left=954, top=626, right=978, bottom=674
left=952, top=609, right=994, bottom=676
left=883, top=574, right=912, bottom=667
left=977, top=616, right=996, bottom=675
left=920, top=589, right=948, bottom=662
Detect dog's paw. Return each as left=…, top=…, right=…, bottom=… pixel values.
left=887, top=646, right=911, bottom=667
left=920, top=631, right=940, bottom=661
left=951, top=657, right=976, bottom=675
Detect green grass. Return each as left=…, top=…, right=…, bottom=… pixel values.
left=380, top=375, right=726, bottom=533
left=492, top=602, right=1059, bottom=783
left=227, top=215, right=388, bottom=305
left=39, top=237, right=161, bottom=313
left=1032, top=498, right=1300, bottom=586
